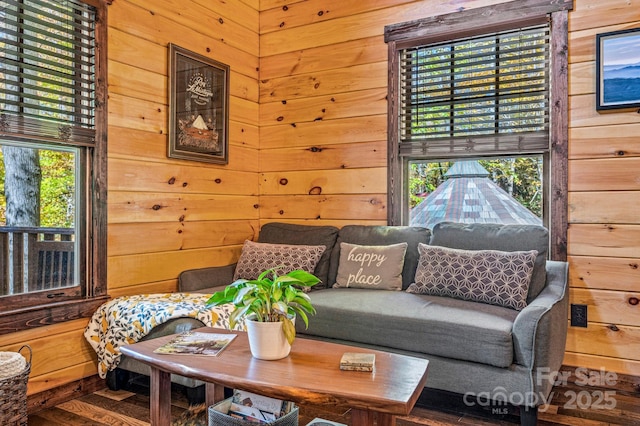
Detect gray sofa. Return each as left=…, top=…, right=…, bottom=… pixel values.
left=112, top=221, right=569, bottom=426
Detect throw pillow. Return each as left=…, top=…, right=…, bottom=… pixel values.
left=333, top=242, right=408, bottom=291
left=407, top=244, right=537, bottom=310
left=233, top=240, right=326, bottom=283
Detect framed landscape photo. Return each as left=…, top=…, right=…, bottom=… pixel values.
left=596, top=28, right=640, bottom=111
left=168, top=44, right=229, bottom=164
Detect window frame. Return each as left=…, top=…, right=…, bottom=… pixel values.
left=0, top=0, right=108, bottom=334
left=385, top=0, right=571, bottom=261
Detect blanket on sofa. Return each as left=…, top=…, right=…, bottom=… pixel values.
left=84, top=293, right=235, bottom=378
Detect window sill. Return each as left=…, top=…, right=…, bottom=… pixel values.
left=0, top=296, right=109, bottom=335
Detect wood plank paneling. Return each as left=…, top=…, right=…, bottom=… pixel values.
left=260, top=88, right=387, bottom=126
left=260, top=141, right=387, bottom=172
left=108, top=125, right=259, bottom=164
left=569, top=0, right=640, bottom=32
left=260, top=36, right=386, bottom=79
left=108, top=245, right=243, bottom=288
left=569, top=124, right=640, bottom=160
left=563, top=351, right=640, bottom=379
left=568, top=224, right=640, bottom=258
left=569, top=255, right=640, bottom=292
left=260, top=62, right=388, bottom=101
left=260, top=168, right=387, bottom=195
left=569, top=191, right=640, bottom=223
left=568, top=157, right=640, bottom=192
left=260, top=0, right=417, bottom=34
left=259, top=194, right=387, bottom=221
left=570, top=288, right=640, bottom=326
left=261, top=116, right=387, bottom=149
left=108, top=192, right=259, bottom=224
left=109, top=0, right=259, bottom=78
left=566, top=322, right=640, bottom=362
left=125, top=0, right=259, bottom=56
left=260, top=0, right=509, bottom=55
left=108, top=220, right=257, bottom=256
left=108, top=158, right=258, bottom=195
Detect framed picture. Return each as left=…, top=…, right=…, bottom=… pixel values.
left=596, top=28, right=640, bottom=111
left=168, top=44, right=229, bottom=164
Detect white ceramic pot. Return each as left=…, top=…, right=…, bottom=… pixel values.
left=245, top=319, right=291, bottom=360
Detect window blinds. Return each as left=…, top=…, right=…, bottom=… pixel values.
left=399, top=25, right=550, bottom=158
left=0, top=0, right=96, bottom=145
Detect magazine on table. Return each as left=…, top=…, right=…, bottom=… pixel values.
left=153, top=331, right=237, bottom=356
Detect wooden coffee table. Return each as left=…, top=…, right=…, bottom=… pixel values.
left=120, top=327, right=428, bottom=426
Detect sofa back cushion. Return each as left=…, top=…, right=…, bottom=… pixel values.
left=258, top=222, right=339, bottom=288
left=429, top=222, right=548, bottom=302
left=328, top=225, right=431, bottom=290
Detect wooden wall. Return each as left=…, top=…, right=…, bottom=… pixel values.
left=1, top=0, right=639, bottom=399
left=564, top=0, right=640, bottom=376
left=258, top=0, right=640, bottom=377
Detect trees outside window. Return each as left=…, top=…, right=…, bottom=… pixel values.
left=0, top=0, right=107, bottom=333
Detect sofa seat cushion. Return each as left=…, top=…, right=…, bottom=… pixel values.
left=298, top=289, right=518, bottom=368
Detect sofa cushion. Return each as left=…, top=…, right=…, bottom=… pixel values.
left=407, top=244, right=537, bottom=310
left=258, top=222, right=339, bottom=288
left=333, top=242, right=408, bottom=290
left=233, top=240, right=325, bottom=282
left=430, top=222, right=548, bottom=302
left=299, top=289, right=518, bottom=368
left=328, top=225, right=431, bottom=290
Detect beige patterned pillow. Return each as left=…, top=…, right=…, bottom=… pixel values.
left=233, top=240, right=326, bottom=282
left=406, top=244, right=537, bottom=310
left=333, top=242, right=408, bottom=291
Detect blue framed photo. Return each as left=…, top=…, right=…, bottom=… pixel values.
left=596, top=28, right=640, bottom=110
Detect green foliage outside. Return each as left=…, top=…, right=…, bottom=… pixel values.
left=409, top=157, right=543, bottom=217
left=0, top=147, right=75, bottom=228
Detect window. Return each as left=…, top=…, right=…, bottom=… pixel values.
left=385, top=0, right=570, bottom=260
left=0, top=0, right=107, bottom=333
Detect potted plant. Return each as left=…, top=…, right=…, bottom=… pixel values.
left=206, top=267, right=320, bottom=360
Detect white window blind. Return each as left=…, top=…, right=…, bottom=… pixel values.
left=0, top=0, right=96, bottom=145
left=399, top=25, right=550, bottom=158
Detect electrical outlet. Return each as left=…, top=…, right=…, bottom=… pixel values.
left=570, top=304, right=588, bottom=327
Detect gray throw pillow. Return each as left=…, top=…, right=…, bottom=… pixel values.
left=233, top=240, right=326, bottom=284
left=407, top=243, right=537, bottom=310
left=333, top=242, right=408, bottom=291
left=429, top=222, right=548, bottom=302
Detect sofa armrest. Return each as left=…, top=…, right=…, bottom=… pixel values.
left=512, top=260, right=569, bottom=371
left=178, top=263, right=236, bottom=293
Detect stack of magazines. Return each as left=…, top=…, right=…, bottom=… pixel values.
left=226, top=389, right=296, bottom=423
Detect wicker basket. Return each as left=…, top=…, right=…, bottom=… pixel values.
left=208, top=397, right=298, bottom=426
left=0, top=345, right=32, bottom=426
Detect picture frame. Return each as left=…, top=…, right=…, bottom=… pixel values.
left=595, top=28, right=640, bottom=111
left=168, top=44, right=229, bottom=164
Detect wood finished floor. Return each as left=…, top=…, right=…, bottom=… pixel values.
left=28, top=366, right=640, bottom=425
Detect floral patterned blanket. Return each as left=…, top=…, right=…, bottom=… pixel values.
left=84, top=293, right=236, bottom=378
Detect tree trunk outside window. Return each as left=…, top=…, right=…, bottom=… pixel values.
left=3, top=147, right=41, bottom=227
